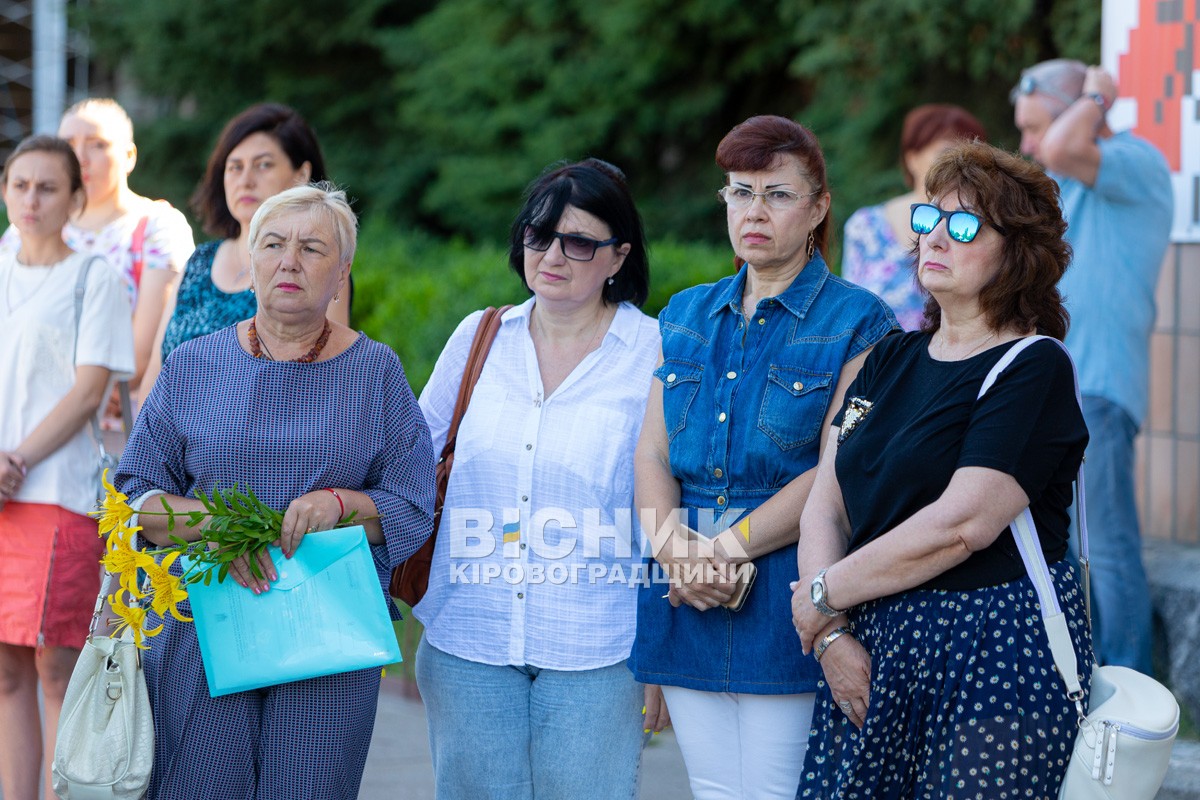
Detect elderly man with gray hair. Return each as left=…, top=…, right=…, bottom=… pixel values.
left=1012, top=58, right=1172, bottom=675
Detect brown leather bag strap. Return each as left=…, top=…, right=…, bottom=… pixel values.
left=440, top=305, right=511, bottom=463
left=389, top=304, right=513, bottom=606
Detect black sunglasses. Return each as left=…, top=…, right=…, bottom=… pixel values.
left=910, top=203, right=1006, bottom=243
left=523, top=227, right=619, bottom=262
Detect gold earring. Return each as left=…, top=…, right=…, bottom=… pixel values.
left=806, top=230, right=815, bottom=261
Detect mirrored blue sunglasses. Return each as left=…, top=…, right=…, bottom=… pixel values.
left=910, top=203, right=1004, bottom=243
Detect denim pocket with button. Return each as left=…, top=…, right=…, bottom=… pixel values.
left=655, top=360, right=704, bottom=443
left=757, top=365, right=833, bottom=450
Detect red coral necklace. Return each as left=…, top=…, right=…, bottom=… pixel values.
left=247, top=317, right=332, bottom=363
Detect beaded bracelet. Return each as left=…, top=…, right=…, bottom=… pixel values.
left=814, top=626, right=853, bottom=662
left=324, top=488, right=345, bottom=518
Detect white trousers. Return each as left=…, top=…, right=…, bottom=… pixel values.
left=661, top=686, right=815, bottom=800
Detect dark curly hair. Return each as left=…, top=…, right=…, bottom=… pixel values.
left=920, top=141, right=1071, bottom=340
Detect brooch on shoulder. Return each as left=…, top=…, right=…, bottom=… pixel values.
left=838, top=397, right=875, bottom=444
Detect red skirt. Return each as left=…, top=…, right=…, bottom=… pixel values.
left=0, top=502, right=104, bottom=649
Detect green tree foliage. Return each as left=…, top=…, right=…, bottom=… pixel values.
left=381, top=0, right=808, bottom=241
left=83, top=0, right=426, bottom=219
left=783, top=0, right=1100, bottom=242
left=82, top=0, right=1098, bottom=257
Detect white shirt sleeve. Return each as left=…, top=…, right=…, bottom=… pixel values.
left=75, top=255, right=136, bottom=378
left=141, top=202, right=196, bottom=274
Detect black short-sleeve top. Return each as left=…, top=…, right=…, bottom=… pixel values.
left=832, top=332, right=1088, bottom=591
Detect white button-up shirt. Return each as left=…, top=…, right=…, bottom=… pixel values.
left=414, top=299, right=660, bottom=670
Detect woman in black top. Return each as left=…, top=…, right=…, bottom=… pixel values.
left=791, top=140, right=1092, bottom=799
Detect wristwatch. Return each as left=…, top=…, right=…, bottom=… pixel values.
left=810, top=568, right=843, bottom=617
left=1083, top=92, right=1109, bottom=111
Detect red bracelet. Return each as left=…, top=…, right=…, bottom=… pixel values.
left=325, top=488, right=345, bottom=518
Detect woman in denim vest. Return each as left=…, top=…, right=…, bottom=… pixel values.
left=629, top=116, right=897, bottom=798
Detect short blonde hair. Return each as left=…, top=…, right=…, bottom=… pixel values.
left=248, top=182, right=357, bottom=264
left=63, top=98, right=134, bottom=146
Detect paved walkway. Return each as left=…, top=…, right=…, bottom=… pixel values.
left=361, top=675, right=692, bottom=799
left=10, top=675, right=690, bottom=800
left=20, top=678, right=1197, bottom=798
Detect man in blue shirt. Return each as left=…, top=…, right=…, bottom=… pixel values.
left=1012, top=59, right=1173, bottom=674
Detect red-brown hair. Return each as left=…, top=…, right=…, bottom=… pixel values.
left=920, top=141, right=1071, bottom=340
left=899, top=104, right=988, bottom=188
left=716, top=115, right=831, bottom=257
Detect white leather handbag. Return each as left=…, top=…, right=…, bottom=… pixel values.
left=52, top=572, right=154, bottom=800
left=1058, top=664, right=1179, bottom=799
left=980, top=338, right=1179, bottom=800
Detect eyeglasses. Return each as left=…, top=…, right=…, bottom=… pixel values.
left=1009, top=73, right=1079, bottom=107
left=717, top=186, right=819, bottom=210
left=910, top=203, right=1006, bottom=243
left=523, top=227, right=619, bottom=262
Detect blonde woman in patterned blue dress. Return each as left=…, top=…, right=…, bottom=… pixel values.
left=115, top=184, right=435, bottom=799
left=791, top=141, right=1092, bottom=799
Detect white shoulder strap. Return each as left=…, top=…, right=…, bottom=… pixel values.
left=978, top=335, right=1087, bottom=703
left=976, top=335, right=1088, bottom=559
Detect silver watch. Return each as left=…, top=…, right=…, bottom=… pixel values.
left=810, top=568, right=842, bottom=617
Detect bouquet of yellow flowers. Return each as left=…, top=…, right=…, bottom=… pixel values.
left=91, top=470, right=355, bottom=648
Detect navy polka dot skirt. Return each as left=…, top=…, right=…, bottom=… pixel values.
left=798, top=560, right=1092, bottom=799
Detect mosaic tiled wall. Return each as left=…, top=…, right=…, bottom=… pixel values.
left=1138, top=242, right=1200, bottom=543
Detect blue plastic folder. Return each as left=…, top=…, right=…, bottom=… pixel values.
left=183, top=525, right=401, bottom=697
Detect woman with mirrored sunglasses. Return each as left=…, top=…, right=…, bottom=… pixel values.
left=792, top=140, right=1092, bottom=798
left=413, top=158, right=664, bottom=798
left=842, top=104, right=987, bottom=332
left=627, top=116, right=898, bottom=799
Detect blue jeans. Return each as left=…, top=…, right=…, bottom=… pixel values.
left=1069, top=395, right=1152, bottom=673
left=415, top=638, right=646, bottom=799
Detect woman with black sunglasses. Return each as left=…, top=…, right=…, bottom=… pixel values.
left=791, top=140, right=1092, bottom=798
left=412, top=158, right=666, bottom=798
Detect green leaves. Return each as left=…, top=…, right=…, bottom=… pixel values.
left=159, top=485, right=357, bottom=587
left=82, top=0, right=1099, bottom=255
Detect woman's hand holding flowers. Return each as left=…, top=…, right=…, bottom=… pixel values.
left=227, top=548, right=277, bottom=594
left=278, top=489, right=346, bottom=557
left=90, top=471, right=365, bottom=648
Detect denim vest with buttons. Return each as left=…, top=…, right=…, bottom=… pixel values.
left=629, top=253, right=898, bottom=694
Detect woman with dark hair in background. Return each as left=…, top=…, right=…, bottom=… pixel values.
left=793, top=141, right=1091, bottom=798
left=842, top=104, right=987, bottom=330
left=414, top=158, right=664, bottom=798
left=628, top=116, right=897, bottom=798
left=142, top=102, right=346, bottom=393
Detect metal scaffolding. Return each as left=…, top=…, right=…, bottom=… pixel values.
left=1, top=0, right=86, bottom=154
